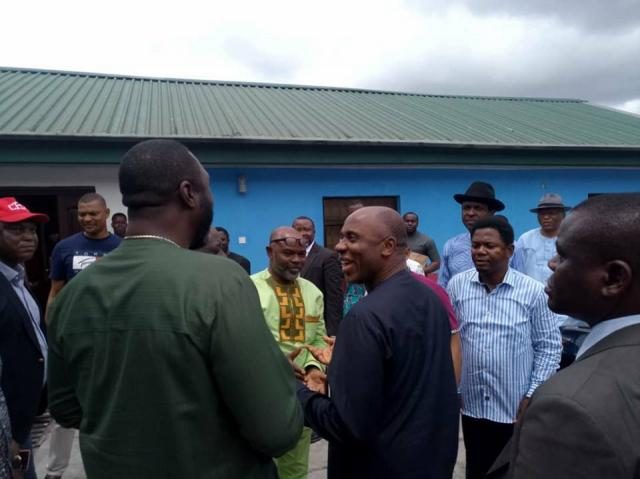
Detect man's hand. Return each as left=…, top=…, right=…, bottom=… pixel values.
left=423, top=260, right=440, bottom=276
left=9, top=440, right=19, bottom=460
left=305, top=336, right=336, bottom=365
left=304, top=368, right=328, bottom=395
left=287, top=348, right=306, bottom=381
left=516, top=396, right=531, bottom=422
left=9, top=439, right=25, bottom=479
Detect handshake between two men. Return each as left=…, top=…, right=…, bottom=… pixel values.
left=288, top=336, right=335, bottom=395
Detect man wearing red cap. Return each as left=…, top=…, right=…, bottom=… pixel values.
left=0, top=197, right=49, bottom=478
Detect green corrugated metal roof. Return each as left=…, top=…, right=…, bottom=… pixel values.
left=1, top=67, right=640, bottom=148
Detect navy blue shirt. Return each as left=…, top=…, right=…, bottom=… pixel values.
left=50, top=233, right=121, bottom=282
left=297, top=269, right=459, bottom=479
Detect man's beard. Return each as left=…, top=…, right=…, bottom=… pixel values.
left=190, top=201, right=214, bottom=250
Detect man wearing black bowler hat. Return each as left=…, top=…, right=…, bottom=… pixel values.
left=439, top=181, right=505, bottom=287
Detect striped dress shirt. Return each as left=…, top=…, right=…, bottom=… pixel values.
left=438, top=232, right=473, bottom=288
left=448, top=267, right=562, bottom=424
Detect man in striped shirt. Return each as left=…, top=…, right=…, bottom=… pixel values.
left=447, top=216, right=561, bottom=479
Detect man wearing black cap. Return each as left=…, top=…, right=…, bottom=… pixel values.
left=438, top=181, right=505, bottom=287
left=0, top=197, right=49, bottom=479
left=512, top=193, right=571, bottom=284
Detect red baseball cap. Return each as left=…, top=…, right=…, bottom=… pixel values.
left=0, top=197, right=49, bottom=223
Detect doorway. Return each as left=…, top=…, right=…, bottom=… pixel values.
left=0, top=186, right=95, bottom=307
left=322, top=196, right=399, bottom=249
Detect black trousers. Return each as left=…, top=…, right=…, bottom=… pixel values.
left=461, top=415, right=514, bottom=479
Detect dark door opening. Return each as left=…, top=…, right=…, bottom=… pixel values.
left=0, top=187, right=95, bottom=307
left=323, top=196, right=399, bottom=250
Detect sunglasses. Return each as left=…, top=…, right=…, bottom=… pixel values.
left=270, top=237, right=310, bottom=248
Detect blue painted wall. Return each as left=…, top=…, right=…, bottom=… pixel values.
left=207, top=167, right=638, bottom=273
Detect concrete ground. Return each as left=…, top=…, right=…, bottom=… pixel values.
left=35, top=425, right=466, bottom=478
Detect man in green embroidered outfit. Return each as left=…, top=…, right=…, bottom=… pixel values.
left=47, top=139, right=303, bottom=479
left=251, top=226, right=327, bottom=479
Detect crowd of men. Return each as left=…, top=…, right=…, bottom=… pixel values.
left=0, top=138, right=638, bottom=479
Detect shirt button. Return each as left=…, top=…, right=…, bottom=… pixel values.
left=37, top=358, right=44, bottom=363
left=484, top=396, right=490, bottom=401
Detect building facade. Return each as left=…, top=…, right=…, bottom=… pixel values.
left=2, top=67, right=639, bottom=277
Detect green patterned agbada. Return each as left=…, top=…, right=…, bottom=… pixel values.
left=251, top=269, right=327, bottom=479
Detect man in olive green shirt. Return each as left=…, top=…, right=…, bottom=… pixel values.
left=47, top=140, right=302, bottom=479
left=252, top=227, right=327, bottom=479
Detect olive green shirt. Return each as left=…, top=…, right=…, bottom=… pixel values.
left=48, top=239, right=302, bottom=479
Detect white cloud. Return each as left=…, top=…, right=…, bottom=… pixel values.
left=614, top=99, right=640, bottom=115
left=1, top=0, right=639, bottom=113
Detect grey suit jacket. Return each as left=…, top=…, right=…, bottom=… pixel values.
left=488, top=323, right=640, bottom=478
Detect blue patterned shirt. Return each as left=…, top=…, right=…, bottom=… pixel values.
left=448, top=268, right=562, bottom=423
left=438, top=232, right=473, bottom=288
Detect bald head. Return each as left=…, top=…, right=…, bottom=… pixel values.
left=570, top=193, right=640, bottom=272
left=547, top=193, right=640, bottom=323
left=267, top=226, right=307, bottom=283
left=338, top=206, right=408, bottom=289
left=269, top=226, right=301, bottom=243
left=347, top=206, right=408, bottom=250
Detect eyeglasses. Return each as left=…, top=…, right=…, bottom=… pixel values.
left=270, top=237, right=310, bottom=248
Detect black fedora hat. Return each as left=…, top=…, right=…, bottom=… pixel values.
left=453, top=181, right=505, bottom=212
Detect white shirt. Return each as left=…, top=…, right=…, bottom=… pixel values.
left=305, top=241, right=315, bottom=256
left=406, top=258, right=424, bottom=275
left=512, top=228, right=557, bottom=284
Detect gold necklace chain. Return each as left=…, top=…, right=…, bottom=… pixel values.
left=124, top=234, right=180, bottom=248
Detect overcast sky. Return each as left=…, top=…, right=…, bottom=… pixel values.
left=3, top=0, right=639, bottom=113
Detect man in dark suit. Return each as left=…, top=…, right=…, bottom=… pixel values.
left=0, top=197, right=49, bottom=478
left=489, top=193, right=640, bottom=478
left=215, top=226, right=251, bottom=274
left=292, top=216, right=343, bottom=336
left=295, top=207, right=459, bottom=478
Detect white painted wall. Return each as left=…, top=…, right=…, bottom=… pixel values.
left=0, top=164, right=125, bottom=231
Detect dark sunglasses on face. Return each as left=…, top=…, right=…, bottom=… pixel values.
left=270, top=237, right=310, bottom=248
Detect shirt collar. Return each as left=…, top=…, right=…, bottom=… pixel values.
left=576, top=314, right=640, bottom=359
left=0, top=260, right=24, bottom=285
left=470, top=267, right=515, bottom=289
left=305, top=241, right=315, bottom=255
